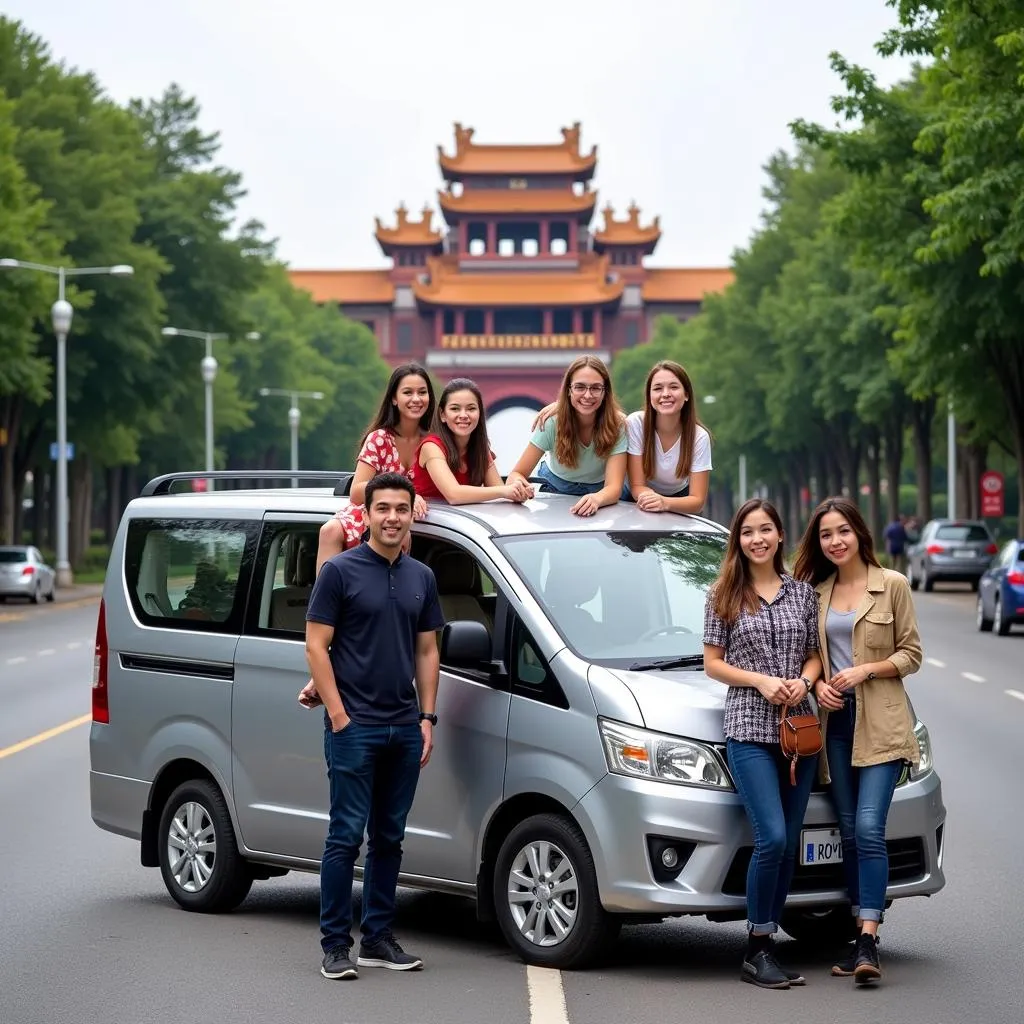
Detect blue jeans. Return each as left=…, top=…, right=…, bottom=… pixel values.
left=321, top=718, right=422, bottom=953
left=727, top=739, right=817, bottom=934
left=825, top=699, right=902, bottom=922
left=536, top=460, right=603, bottom=496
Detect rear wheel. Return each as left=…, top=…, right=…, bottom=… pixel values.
left=922, top=566, right=934, bottom=592
left=994, top=596, right=1012, bottom=637
left=29, top=583, right=41, bottom=605
left=45, top=582, right=55, bottom=602
left=977, top=595, right=994, bottom=632
left=493, top=813, right=619, bottom=969
left=908, top=562, right=919, bottom=591
left=157, top=779, right=253, bottom=913
left=781, top=906, right=858, bottom=947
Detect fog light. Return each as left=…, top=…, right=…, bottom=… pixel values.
left=660, top=847, right=679, bottom=869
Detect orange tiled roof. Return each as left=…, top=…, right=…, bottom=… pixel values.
left=594, top=202, right=661, bottom=247
left=374, top=204, right=444, bottom=248
left=438, top=122, right=597, bottom=178
left=289, top=269, right=394, bottom=305
left=412, top=254, right=623, bottom=307
left=437, top=188, right=597, bottom=217
left=642, top=268, right=734, bottom=303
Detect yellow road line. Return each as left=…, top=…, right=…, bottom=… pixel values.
left=0, top=595, right=99, bottom=623
left=0, top=713, right=91, bottom=762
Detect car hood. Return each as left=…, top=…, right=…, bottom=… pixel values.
left=592, top=666, right=726, bottom=742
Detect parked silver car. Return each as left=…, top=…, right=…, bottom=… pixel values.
left=0, top=545, right=56, bottom=603
left=89, top=472, right=946, bottom=968
left=907, top=519, right=997, bottom=591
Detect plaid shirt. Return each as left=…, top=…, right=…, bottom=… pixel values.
left=703, top=575, right=819, bottom=744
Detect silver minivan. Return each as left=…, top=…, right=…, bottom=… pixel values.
left=90, top=472, right=946, bottom=969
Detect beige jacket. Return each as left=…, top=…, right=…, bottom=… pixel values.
left=816, top=565, right=923, bottom=782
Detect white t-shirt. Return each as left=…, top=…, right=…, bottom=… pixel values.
left=625, top=411, right=713, bottom=496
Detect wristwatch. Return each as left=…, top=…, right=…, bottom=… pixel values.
left=419, top=712, right=438, bottom=725
left=866, top=671, right=876, bottom=681
left=800, top=676, right=813, bottom=693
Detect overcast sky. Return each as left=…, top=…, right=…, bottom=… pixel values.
left=8, top=1, right=915, bottom=272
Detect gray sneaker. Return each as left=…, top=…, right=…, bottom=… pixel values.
left=357, top=933, right=424, bottom=971
left=321, top=946, right=359, bottom=980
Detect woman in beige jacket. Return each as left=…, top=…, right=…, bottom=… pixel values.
left=794, top=497, right=923, bottom=985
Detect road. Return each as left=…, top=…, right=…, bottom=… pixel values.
left=1, top=583, right=1021, bottom=1024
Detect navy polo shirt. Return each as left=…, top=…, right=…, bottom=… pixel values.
left=306, top=543, right=445, bottom=726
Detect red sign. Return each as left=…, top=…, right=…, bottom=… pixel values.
left=191, top=478, right=209, bottom=492
left=980, top=470, right=1004, bottom=518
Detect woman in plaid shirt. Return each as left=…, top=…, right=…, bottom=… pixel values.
left=704, top=498, right=823, bottom=990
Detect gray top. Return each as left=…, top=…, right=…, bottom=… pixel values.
left=825, top=607, right=855, bottom=675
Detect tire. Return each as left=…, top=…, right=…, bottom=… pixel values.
left=977, top=595, right=994, bottom=633
left=157, top=779, right=253, bottom=913
left=45, top=582, right=55, bottom=602
left=30, top=583, right=41, bottom=605
left=908, top=563, right=919, bottom=591
left=970, top=578, right=979, bottom=593
left=492, top=813, right=619, bottom=969
left=781, top=906, right=858, bottom=947
left=922, top=566, right=934, bottom=592
left=995, top=596, right=1011, bottom=637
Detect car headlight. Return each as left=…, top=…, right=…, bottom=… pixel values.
left=909, top=721, right=933, bottom=780
left=598, top=718, right=733, bottom=789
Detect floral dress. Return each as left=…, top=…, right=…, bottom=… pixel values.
left=334, top=429, right=413, bottom=546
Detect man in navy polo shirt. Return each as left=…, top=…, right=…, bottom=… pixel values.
left=306, top=471, right=444, bottom=981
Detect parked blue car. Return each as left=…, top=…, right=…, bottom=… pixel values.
left=977, top=539, right=1024, bottom=636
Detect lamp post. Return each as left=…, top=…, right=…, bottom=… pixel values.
left=0, top=258, right=134, bottom=587
left=258, top=388, right=324, bottom=486
left=947, top=402, right=957, bottom=521
left=162, top=327, right=260, bottom=490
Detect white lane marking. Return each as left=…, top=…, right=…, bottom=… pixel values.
left=1006, top=690, right=1024, bottom=703
left=925, top=658, right=946, bottom=668
left=961, top=672, right=986, bottom=683
left=67, top=641, right=81, bottom=650
left=38, top=649, right=55, bottom=657
left=527, top=965, right=570, bottom=1024
left=6, top=656, right=27, bottom=665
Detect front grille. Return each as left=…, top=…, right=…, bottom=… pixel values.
left=722, top=837, right=927, bottom=897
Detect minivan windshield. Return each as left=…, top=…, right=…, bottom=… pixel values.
left=497, top=531, right=726, bottom=668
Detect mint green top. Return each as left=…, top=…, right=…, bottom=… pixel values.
left=528, top=416, right=628, bottom=484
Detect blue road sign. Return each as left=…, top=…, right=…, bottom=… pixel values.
left=49, top=442, right=75, bottom=461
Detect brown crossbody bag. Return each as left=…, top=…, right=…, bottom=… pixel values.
left=778, top=699, right=822, bottom=786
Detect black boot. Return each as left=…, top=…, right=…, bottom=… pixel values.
left=853, top=932, right=881, bottom=984
left=741, top=932, right=791, bottom=989
left=767, top=936, right=806, bottom=985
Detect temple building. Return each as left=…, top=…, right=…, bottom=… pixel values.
left=289, top=123, right=733, bottom=469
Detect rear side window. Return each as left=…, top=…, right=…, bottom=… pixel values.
left=935, top=525, right=990, bottom=543
left=124, top=518, right=258, bottom=632
left=246, top=522, right=323, bottom=637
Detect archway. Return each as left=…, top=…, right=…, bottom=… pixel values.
left=487, top=395, right=544, bottom=475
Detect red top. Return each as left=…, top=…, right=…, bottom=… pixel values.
left=410, top=434, right=472, bottom=500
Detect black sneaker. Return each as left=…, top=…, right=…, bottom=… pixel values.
left=357, top=933, right=424, bottom=971
left=830, top=942, right=857, bottom=977
left=767, top=937, right=805, bottom=985
left=741, top=949, right=791, bottom=989
left=853, top=933, right=881, bottom=984
left=321, top=946, right=358, bottom=980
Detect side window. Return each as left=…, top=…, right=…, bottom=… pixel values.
left=510, top=616, right=568, bottom=709
left=416, top=536, right=495, bottom=644
left=250, top=523, right=322, bottom=637
left=124, top=518, right=257, bottom=633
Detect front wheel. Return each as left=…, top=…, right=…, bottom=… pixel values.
left=977, top=596, right=994, bottom=632
left=781, top=906, right=858, bottom=947
left=493, top=813, right=619, bottom=969
left=995, top=596, right=1011, bottom=637
left=157, top=779, right=253, bottom=913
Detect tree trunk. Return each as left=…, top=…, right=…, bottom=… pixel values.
left=910, top=398, right=935, bottom=522
left=31, top=466, right=46, bottom=547
left=865, top=429, right=882, bottom=544
left=124, top=465, right=139, bottom=506
left=826, top=448, right=843, bottom=498
left=0, top=397, right=22, bottom=544
left=69, top=452, right=92, bottom=568
left=884, top=418, right=903, bottom=522
left=105, top=466, right=122, bottom=544
left=961, top=440, right=987, bottom=520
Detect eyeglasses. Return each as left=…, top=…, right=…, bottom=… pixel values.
left=570, top=383, right=606, bottom=396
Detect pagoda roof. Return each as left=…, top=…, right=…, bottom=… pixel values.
left=437, top=188, right=596, bottom=218
left=642, top=268, right=734, bottom=303
left=438, top=122, right=597, bottom=180
left=289, top=269, right=394, bottom=306
left=412, top=254, right=623, bottom=308
left=374, top=204, right=444, bottom=252
left=593, top=202, right=661, bottom=252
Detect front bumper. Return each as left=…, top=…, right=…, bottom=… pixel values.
left=573, top=766, right=946, bottom=916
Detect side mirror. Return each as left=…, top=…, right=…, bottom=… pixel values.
left=441, top=620, right=491, bottom=668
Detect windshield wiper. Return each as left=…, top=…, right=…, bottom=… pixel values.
left=627, top=655, right=705, bottom=671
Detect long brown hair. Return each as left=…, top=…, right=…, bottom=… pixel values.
left=360, top=362, right=435, bottom=449
left=554, top=355, right=624, bottom=468
left=792, top=496, right=881, bottom=585
left=640, top=360, right=708, bottom=482
left=711, top=498, right=787, bottom=623
left=431, top=378, right=491, bottom=485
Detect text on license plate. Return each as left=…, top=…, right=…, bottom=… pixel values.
left=801, top=828, right=843, bottom=866
left=953, top=549, right=976, bottom=558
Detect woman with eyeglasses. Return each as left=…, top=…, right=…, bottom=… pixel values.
left=506, top=355, right=627, bottom=517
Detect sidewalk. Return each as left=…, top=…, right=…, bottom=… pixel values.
left=52, top=583, right=104, bottom=605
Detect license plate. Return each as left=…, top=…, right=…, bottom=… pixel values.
left=801, top=828, right=843, bottom=866
left=953, top=548, right=976, bottom=558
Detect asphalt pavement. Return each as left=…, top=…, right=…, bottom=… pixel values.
left=1, top=584, right=1021, bottom=1024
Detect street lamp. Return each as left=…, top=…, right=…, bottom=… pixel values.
left=162, top=326, right=261, bottom=490
left=703, top=395, right=747, bottom=504
left=0, top=258, right=134, bottom=588
left=258, top=388, right=325, bottom=486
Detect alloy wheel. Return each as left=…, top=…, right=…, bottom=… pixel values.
left=506, top=839, right=579, bottom=947
left=166, top=800, right=217, bottom=893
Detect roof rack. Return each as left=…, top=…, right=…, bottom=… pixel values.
left=140, top=470, right=353, bottom=497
